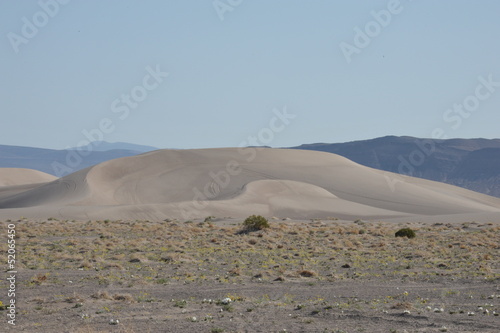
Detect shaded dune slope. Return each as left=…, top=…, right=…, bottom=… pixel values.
left=0, top=148, right=499, bottom=220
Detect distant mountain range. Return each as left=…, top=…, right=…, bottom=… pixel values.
left=1, top=137, right=499, bottom=197
left=290, top=136, right=500, bottom=198
left=0, top=142, right=158, bottom=177
left=70, top=141, right=159, bottom=152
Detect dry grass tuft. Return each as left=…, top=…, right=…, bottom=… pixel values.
left=391, top=302, right=413, bottom=310
left=91, top=290, right=113, bottom=300
left=298, top=270, right=317, bottom=278
left=65, top=292, right=85, bottom=303
left=30, top=273, right=49, bottom=285
left=113, top=293, right=135, bottom=302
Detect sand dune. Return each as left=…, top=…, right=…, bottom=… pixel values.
left=0, top=168, right=57, bottom=186
left=0, top=148, right=499, bottom=221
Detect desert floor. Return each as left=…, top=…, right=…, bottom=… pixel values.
left=1, top=217, right=499, bottom=332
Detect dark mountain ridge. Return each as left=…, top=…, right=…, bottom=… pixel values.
left=290, top=136, right=500, bottom=197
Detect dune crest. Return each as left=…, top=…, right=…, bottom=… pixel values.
left=0, top=168, right=57, bottom=186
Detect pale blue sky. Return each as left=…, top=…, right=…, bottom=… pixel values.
left=1, top=0, right=499, bottom=150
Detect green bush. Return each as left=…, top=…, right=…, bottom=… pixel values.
left=242, top=215, right=270, bottom=231
left=395, top=228, right=416, bottom=239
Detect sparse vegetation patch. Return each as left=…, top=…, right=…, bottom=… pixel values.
left=395, top=228, right=416, bottom=238
left=1, top=218, right=498, bottom=332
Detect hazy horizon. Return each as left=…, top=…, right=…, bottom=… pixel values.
left=4, top=134, right=500, bottom=152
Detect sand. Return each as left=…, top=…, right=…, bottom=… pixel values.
left=1, top=148, right=500, bottom=222
left=0, top=168, right=56, bottom=186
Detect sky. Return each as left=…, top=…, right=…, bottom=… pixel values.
left=1, top=0, right=499, bottom=150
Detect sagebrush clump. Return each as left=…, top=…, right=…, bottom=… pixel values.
left=242, top=215, right=270, bottom=231
left=395, top=228, right=416, bottom=238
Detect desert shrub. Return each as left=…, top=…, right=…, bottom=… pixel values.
left=242, top=215, right=270, bottom=231
left=395, top=228, right=416, bottom=239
